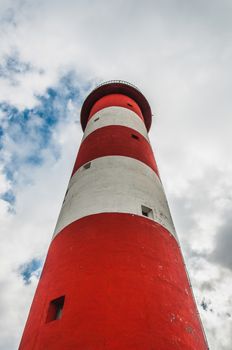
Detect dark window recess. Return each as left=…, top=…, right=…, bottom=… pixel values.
left=94, top=117, right=100, bottom=122
left=83, top=162, right=91, bottom=170
left=131, top=134, right=139, bottom=140
left=141, top=205, right=153, bottom=219
left=46, top=296, right=65, bottom=323
left=127, top=103, right=133, bottom=107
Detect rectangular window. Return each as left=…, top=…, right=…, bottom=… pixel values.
left=83, top=162, right=91, bottom=170
left=141, top=205, right=153, bottom=219
left=46, top=296, right=65, bottom=323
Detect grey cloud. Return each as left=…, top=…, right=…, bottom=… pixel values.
left=168, top=166, right=227, bottom=252
left=210, top=217, right=232, bottom=270
left=200, top=280, right=216, bottom=292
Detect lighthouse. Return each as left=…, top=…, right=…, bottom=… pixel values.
left=19, top=81, right=208, bottom=349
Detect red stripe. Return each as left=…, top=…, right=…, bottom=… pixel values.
left=88, top=94, right=144, bottom=122
left=72, top=126, right=159, bottom=176
left=20, top=213, right=208, bottom=350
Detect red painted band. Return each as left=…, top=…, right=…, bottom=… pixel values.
left=80, top=82, right=152, bottom=132
left=71, top=126, right=159, bottom=177
left=20, top=213, right=208, bottom=350
left=88, top=94, right=144, bottom=122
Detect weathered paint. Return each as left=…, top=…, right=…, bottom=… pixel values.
left=19, top=81, right=208, bottom=350
left=54, top=156, right=175, bottom=238
left=83, top=106, right=149, bottom=141
left=20, top=214, right=208, bottom=350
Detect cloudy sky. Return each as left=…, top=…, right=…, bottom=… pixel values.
left=0, top=0, right=232, bottom=348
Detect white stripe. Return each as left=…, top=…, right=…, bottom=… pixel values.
left=83, top=106, right=149, bottom=141
left=53, top=156, right=176, bottom=239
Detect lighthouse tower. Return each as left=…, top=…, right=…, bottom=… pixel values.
left=19, top=81, right=208, bottom=349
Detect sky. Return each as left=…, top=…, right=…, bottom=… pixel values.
left=0, top=0, right=232, bottom=348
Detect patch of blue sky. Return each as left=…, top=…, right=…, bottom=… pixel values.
left=0, top=53, right=35, bottom=84
left=0, top=71, right=88, bottom=204
left=4, top=55, right=31, bottom=74
left=0, top=190, right=15, bottom=205
left=18, top=258, right=42, bottom=285
left=25, top=154, right=43, bottom=166
left=0, top=126, right=3, bottom=149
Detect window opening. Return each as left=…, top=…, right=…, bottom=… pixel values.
left=131, top=134, right=139, bottom=140
left=46, top=296, right=65, bottom=323
left=141, top=205, right=153, bottom=219
left=94, top=117, right=100, bottom=122
left=83, top=162, right=91, bottom=170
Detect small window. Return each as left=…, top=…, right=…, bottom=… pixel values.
left=127, top=103, right=133, bottom=107
left=83, top=162, right=91, bottom=170
left=131, top=134, right=139, bottom=140
left=46, top=296, right=65, bottom=323
left=141, top=205, right=153, bottom=219
left=94, top=117, right=100, bottom=122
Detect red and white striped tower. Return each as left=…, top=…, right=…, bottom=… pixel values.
left=20, top=81, right=208, bottom=349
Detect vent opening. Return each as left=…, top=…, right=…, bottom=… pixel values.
left=46, top=296, right=65, bottom=323
left=127, top=103, right=133, bottom=107
left=94, top=117, right=100, bottom=122
left=141, top=205, right=153, bottom=219
left=131, top=134, right=139, bottom=140
left=83, top=162, right=91, bottom=170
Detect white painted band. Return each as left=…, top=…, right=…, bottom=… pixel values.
left=53, top=156, right=176, bottom=239
left=83, top=106, right=149, bottom=141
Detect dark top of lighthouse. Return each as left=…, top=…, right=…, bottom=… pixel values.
left=80, top=80, right=152, bottom=132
